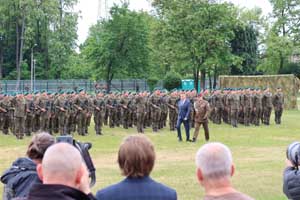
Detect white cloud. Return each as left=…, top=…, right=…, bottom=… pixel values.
left=76, top=0, right=272, bottom=45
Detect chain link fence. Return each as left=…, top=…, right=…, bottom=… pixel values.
left=0, top=79, right=164, bottom=94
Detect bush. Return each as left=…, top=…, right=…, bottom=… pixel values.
left=280, top=63, right=300, bottom=78
left=147, top=76, right=159, bottom=91
left=163, top=72, right=182, bottom=91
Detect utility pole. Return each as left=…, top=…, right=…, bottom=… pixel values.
left=31, top=44, right=37, bottom=92
left=98, top=0, right=109, bottom=20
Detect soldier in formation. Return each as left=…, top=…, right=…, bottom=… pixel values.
left=208, top=87, right=284, bottom=127
left=0, top=87, right=284, bottom=140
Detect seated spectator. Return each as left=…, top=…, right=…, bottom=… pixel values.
left=96, top=135, right=177, bottom=200
left=1, top=132, right=55, bottom=200
left=27, top=143, right=95, bottom=200
left=195, top=142, right=254, bottom=200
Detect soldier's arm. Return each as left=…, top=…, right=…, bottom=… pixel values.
left=205, top=102, right=211, bottom=119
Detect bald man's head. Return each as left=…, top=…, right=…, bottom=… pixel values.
left=37, top=143, right=84, bottom=187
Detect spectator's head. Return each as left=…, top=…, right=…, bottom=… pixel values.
left=195, top=142, right=234, bottom=188
left=37, top=143, right=86, bottom=190
left=26, top=132, right=55, bottom=164
left=118, top=135, right=155, bottom=178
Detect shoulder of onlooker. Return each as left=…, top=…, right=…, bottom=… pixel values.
left=151, top=179, right=177, bottom=195
left=95, top=181, right=123, bottom=198
left=204, top=192, right=254, bottom=200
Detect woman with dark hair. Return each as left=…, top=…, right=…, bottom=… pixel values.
left=96, top=135, right=177, bottom=200
left=1, top=132, right=55, bottom=200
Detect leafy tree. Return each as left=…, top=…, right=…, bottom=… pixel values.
left=262, top=0, right=300, bottom=74
left=0, top=0, right=78, bottom=81
left=258, top=32, right=293, bottom=74
left=153, top=0, right=238, bottom=91
left=83, top=4, right=150, bottom=92
left=230, top=24, right=259, bottom=75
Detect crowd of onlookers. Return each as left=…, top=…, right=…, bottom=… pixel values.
left=0, top=132, right=297, bottom=200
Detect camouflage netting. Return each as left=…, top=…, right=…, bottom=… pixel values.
left=219, top=74, right=300, bottom=109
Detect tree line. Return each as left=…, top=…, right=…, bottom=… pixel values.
left=1, top=0, right=300, bottom=91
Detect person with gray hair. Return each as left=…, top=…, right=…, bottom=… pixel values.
left=27, top=143, right=95, bottom=200
left=195, top=142, right=254, bottom=200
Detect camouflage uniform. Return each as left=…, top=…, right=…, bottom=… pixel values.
left=167, top=95, right=178, bottom=131
left=242, top=91, right=252, bottom=126
left=135, top=94, right=146, bottom=133
left=193, top=97, right=210, bottom=142
left=149, top=93, right=161, bottom=132
left=74, top=93, right=89, bottom=135
left=24, top=95, right=35, bottom=135
left=262, top=90, right=272, bottom=125
left=12, top=95, right=26, bottom=139
left=54, top=94, right=69, bottom=135
left=37, top=93, right=51, bottom=132
left=0, top=96, right=11, bottom=135
left=212, top=92, right=223, bottom=124
left=252, top=91, right=262, bottom=126
left=228, top=92, right=239, bottom=127
left=273, top=90, right=284, bottom=124
left=159, top=95, right=168, bottom=129
left=222, top=92, right=229, bottom=124
left=93, top=94, right=106, bottom=135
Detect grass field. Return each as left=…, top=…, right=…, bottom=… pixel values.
left=1, top=110, right=300, bottom=200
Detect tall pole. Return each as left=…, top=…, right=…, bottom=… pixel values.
left=33, top=59, right=36, bottom=92
left=31, top=48, right=33, bottom=92
left=31, top=44, right=37, bottom=92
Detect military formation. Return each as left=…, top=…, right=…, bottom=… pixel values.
left=0, top=87, right=284, bottom=140
left=207, top=87, right=284, bottom=127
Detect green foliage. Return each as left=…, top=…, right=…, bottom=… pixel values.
left=147, top=76, right=159, bottom=91
left=258, top=33, right=293, bottom=74
left=82, top=4, right=150, bottom=91
left=61, top=52, right=92, bottom=79
left=230, top=24, right=259, bottom=75
left=153, top=0, right=238, bottom=90
left=0, top=0, right=78, bottom=80
left=163, top=71, right=181, bottom=91
left=279, top=62, right=300, bottom=78
left=261, top=0, right=300, bottom=74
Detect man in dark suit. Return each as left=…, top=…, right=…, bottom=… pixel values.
left=176, top=93, right=191, bottom=141
left=96, top=135, right=177, bottom=200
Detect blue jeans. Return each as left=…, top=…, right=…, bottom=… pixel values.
left=176, top=117, right=190, bottom=141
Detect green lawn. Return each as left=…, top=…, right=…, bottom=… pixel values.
left=1, top=110, right=300, bottom=200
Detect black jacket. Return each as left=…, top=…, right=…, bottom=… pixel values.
left=1, top=157, right=41, bottom=200
left=27, top=183, right=95, bottom=200
left=283, top=167, right=300, bottom=199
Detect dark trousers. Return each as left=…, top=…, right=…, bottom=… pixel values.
left=176, top=117, right=190, bottom=141
left=275, top=108, right=283, bottom=124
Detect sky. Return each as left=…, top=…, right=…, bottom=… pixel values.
left=75, top=0, right=272, bottom=45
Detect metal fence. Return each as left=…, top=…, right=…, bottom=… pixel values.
left=0, top=79, right=216, bottom=94
left=0, top=79, right=164, bottom=94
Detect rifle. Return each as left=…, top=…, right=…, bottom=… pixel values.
left=92, top=104, right=101, bottom=111
left=74, top=104, right=83, bottom=111
left=56, top=106, right=66, bottom=112
left=167, top=103, right=176, bottom=110
left=36, top=105, right=46, bottom=112
left=0, top=106, right=7, bottom=113
left=106, top=104, right=115, bottom=109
